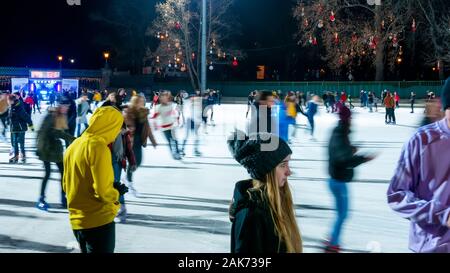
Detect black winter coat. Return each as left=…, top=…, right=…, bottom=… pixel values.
left=8, top=101, right=33, bottom=132
left=229, top=180, right=286, bottom=253
left=36, top=112, right=75, bottom=163
left=328, top=122, right=367, bottom=182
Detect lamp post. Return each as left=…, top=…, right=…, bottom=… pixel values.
left=57, top=55, right=63, bottom=70
left=103, top=52, right=110, bottom=68
left=200, top=0, right=207, bottom=95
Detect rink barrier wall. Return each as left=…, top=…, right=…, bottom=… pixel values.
left=149, top=80, right=444, bottom=99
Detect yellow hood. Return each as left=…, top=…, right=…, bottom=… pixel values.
left=85, top=106, right=123, bottom=144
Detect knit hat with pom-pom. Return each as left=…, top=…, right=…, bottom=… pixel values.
left=227, top=130, right=292, bottom=181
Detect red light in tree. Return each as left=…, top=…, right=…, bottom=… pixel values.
left=412, top=19, right=416, bottom=32
left=232, top=57, right=238, bottom=67
left=175, top=21, right=181, bottom=29
left=330, top=11, right=335, bottom=22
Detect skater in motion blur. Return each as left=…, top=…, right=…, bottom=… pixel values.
left=324, top=103, right=376, bottom=253
left=35, top=101, right=75, bottom=211
left=387, top=78, right=450, bottom=253
left=124, top=94, right=157, bottom=195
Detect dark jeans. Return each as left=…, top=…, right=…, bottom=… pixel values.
left=11, top=132, right=25, bottom=157
left=386, top=108, right=396, bottom=123
left=328, top=178, right=349, bottom=246
left=163, top=129, right=180, bottom=155
left=73, top=222, right=115, bottom=253
left=182, top=119, right=200, bottom=153
left=411, top=102, right=414, bottom=113
left=112, top=155, right=125, bottom=205
left=33, top=102, right=41, bottom=113
left=307, top=115, right=315, bottom=136
left=40, top=161, right=65, bottom=204
left=77, top=122, right=89, bottom=137
left=126, top=137, right=143, bottom=182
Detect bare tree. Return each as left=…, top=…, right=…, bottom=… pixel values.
left=415, top=0, right=450, bottom=80
left=146, top=0, right=242, bottom=90
left=293, top=0, right=412, bottom=81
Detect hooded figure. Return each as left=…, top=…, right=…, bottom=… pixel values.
left=63, top=106, right=124, bottom=253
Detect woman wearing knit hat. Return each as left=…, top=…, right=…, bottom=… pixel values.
left=387, top=77, right=450, bottom=253
left=228, top=130, right=302, bottom=253
left=325, top=103, right=376, bottom=253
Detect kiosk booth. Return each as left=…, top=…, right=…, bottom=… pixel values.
left=11, top=70, right=79, bottom=101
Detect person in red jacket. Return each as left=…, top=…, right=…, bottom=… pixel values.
left=394, top=92, right=400, bottom=108
left=340, top=91, right=347, bottom=105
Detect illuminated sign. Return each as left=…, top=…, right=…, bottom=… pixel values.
left=30, top=70, right=61, bottom=79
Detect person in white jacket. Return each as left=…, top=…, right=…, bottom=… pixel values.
left=151, top=91, right=181, bottom=160
left=75, top=94, right=91, bottom=137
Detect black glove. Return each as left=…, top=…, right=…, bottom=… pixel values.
left=113, top=182, right=129, bottom=195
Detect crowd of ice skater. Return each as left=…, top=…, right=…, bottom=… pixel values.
left=0, top=80, right=449, bottom=253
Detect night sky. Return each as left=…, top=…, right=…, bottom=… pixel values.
left=0, top=0, right=299, bottom=74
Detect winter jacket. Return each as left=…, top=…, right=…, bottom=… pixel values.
left=303, top=100, right=318, bottom=118
left=328, top=122, right=368, bottom=182
left=36, top=111, right=75, bottom=163
left=8, top=100, right=33, bottom=132
left=76, top=99, right=90, bottom=124
left=387, top=118, right=450, bottom=253
left=63, top=106, right=123, bottom=230
left=152, top=103, right=178, bottom=131
left=249, top=102, right=274, bottom=134
left=93, top=92, right=102, bottom=102
left=109, top=128, right=136, bottom=170
left=125, top=107, right=156, bottom=147
left=229, top=180, right=287, bottom=253
left=384, top=95, right=395, bottom=109
left=0, top=94, right=8, bottom=115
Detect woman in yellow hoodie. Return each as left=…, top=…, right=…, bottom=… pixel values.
left=63, top=106, right=124, bottom=253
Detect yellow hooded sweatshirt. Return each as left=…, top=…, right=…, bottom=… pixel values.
left=63, top=106, right=124, bottom=230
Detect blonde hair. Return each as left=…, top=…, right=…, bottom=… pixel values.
left=252, top=170, right=303, bottom=253
left=129, top=94, right=145, bottom=109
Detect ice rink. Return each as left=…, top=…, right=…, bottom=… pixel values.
left=0, top=102, right=425, bottom=253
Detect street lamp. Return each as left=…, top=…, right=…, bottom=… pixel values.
left=70, top=59, right=75, bottom=64
left=103, top=52, right=110, bottom=68
left=57, top=55, right=63, bottom=70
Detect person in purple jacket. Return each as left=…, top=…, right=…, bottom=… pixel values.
left=387, top=77, right=450, bottom=253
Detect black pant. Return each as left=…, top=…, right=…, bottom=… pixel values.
left=411, top=102, right=414, bottom=112
left=386, top=108, right=396, bottom=123
left=390, top=108, right=396, bottom=123
left=73, top=222, right=115, bottom=253
left=40, top=161, right=65, bottom=202
left=126, top=136, right=143, bottom=182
